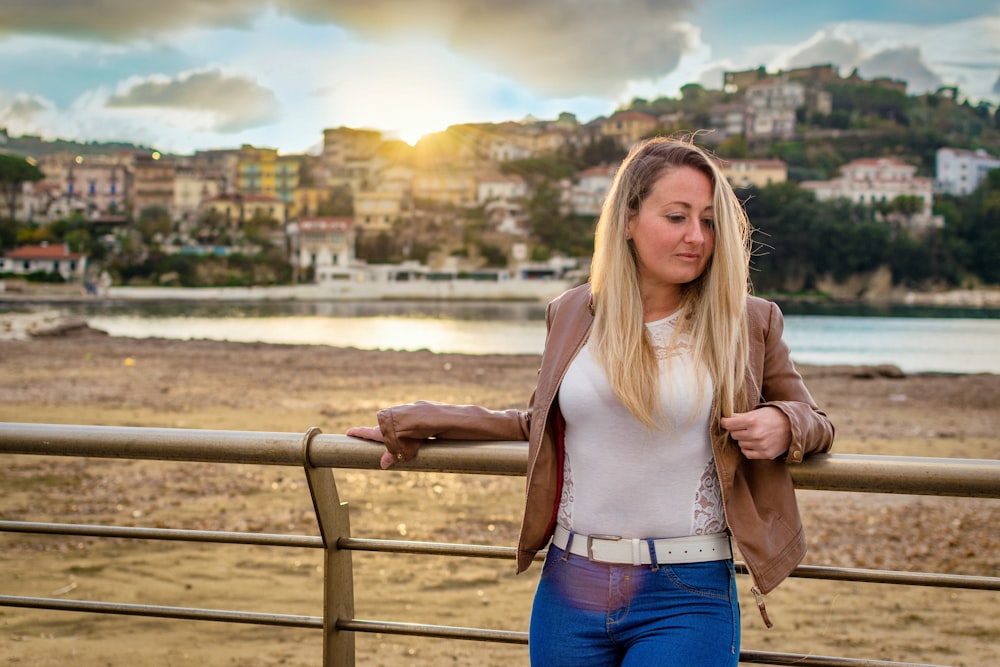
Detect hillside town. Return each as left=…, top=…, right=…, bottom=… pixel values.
left=1, top=63, right=999, bottom=295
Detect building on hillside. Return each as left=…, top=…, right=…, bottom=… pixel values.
left=745, top=78, right=804, bottom=140
left=31, top=153, right=128, bottom=221
left=708, top=103, right=747, bottom=140
left=0, top=242, right=86, bottom=282
left=721, top=158, right=788, bottom=189
left=190, top=149, right=241, bottom=194
left=131, top=152, right=177, bottom=218
left=236, top=145, right=300, bottom=203
left=412, top=168, right=479, bottom=207
left=199, top=193, right=287, bottom=226
left=568, top=164, right=618, bottom=216
left=286, top=217, right=355, bottom=280
left=801, top=157, right=940, bottom=229
left=488, top=138, right=534, bottom=163
left=174, top=168, right=222, bottom=225
left=321, top=127, right=383, bottom=188
left=21, top=179, right=79, bottom=222
left=354, top=188, right=409, bottom=232
left=476, top=172, right=527, bottom=205
left=599, top=110, right=659, bottom=147
left=291, top=185, right=328, bottom=218
left=936, top=147, right=1000, bottom=196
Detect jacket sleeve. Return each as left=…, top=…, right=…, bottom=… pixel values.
left=377, top=401, right=531, bottom=463
left=755, top=300, right=835, bottom=464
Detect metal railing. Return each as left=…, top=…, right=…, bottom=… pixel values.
left=1, top=421, right=998, bottom=667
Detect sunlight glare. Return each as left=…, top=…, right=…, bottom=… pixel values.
left=326, top=41, right=484, bottom=145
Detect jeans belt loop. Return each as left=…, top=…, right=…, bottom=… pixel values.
left=646, top=537, right=660, bottom=571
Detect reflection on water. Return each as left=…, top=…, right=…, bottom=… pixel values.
left=65, top=299, right=1000, bottom=374
left=68, top=299, right=550, bottom=322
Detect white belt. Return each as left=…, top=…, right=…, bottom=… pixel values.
left=551, top=525, right=731, bottom=566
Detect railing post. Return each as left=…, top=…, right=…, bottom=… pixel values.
left=302, top=428, right=355, bottom=666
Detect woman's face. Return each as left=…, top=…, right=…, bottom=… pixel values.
left=626, top=166, right=715, bottom=305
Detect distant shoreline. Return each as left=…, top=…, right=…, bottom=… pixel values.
left=3, top=280, right=1000, bottom=309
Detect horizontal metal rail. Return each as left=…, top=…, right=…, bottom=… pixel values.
left=0, top=519, right=324, bottom=548
left=0, top=597, right=950, bottom=666
left=0, top=595, right=321, bottom=628
left=2, top=421, right=997, bottom=667
left=6, top=522, right=995, bottom=592
left=2, top=422, right=998, bottom=497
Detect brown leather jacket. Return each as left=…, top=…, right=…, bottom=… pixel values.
left=376, top=284, right=834, bottom=616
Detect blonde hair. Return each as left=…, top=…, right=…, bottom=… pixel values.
left=589, top=136, right=752, bottom=429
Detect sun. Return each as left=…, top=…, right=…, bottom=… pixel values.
left=331, top=41, right=482, bottom=146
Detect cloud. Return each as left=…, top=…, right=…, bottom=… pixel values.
left=857, top=46, right=941, bottom=93
left=771, top=18, right=1000, bottom=102
left=106, top=69, right=282, bottom=132
left=1, top=0, right=701, bottom=98
left=299, top=0, right=701, bottom=97
left=0, top=0, right=259, bottom=41
left=2, top=95, right=48, bottom=121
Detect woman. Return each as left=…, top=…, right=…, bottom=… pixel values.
left=348, top=136, right=834, bottom=666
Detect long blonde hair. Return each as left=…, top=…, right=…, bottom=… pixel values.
left=589, top=136, right=752, bottom=429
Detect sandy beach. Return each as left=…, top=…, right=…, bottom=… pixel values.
left=0, top=315, right=997, bottom=666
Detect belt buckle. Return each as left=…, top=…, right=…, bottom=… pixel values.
left=586, top=534, right=621, bottom=562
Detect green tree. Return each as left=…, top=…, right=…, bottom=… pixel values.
left=318, top=184, right=354, bottom=216
left=0, top=154, right=44, bottom=221
left=136, top=206, right=172, bottom=245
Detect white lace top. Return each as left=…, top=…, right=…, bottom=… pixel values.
left=556, top=310, right=725, bottom=539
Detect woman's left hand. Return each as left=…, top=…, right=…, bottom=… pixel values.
left=720, top=407, right=792, bottom=460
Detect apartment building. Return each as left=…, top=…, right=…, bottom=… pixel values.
left=412, top=168, right=479, bottom=207
left=745, top=78, right=804, bottom=140
left=199, top=193, right=288, bottom=226
left=174, top=167, right=222, bottom=225
left=801, top=157, right=939, bottom=228
left=722, top=158, right=788, bottom=189
left=599, top=110, right=659, bottom=147
left=936, top=147, right=1000, bottom=196
left=29, top=153, right=128, bottom=221
left=131, top=152, right=176, bottom=218
left=236, top=145, right=300, bottom=204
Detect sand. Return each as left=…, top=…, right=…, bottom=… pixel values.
left=0, top=319, right=998, bottom=666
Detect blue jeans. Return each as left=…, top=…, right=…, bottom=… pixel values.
left=529, top=544, right=740, bottom=666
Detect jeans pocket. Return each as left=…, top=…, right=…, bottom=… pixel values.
left=657, top=559, right=733, bottom=600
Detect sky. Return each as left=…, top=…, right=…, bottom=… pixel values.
left=1, top=1, right=998, bottom=156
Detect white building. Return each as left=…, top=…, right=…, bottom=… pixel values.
left=0, top=242, right=86, bottom=282
left=569, top=164, right=618, bottom=216
left=745, top=78, right=805, bottom=140
left=476, top=172, right=527, bottom=205
left=287, top=217, right=355, bottom=278
left=936, top=147, right=1000, bottom=196
left=801, top=157, right=940, bottom=229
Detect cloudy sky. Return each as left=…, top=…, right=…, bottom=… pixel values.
left=1, top=1, right=998, bottom=155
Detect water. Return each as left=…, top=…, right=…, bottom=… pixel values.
left=64, top=300, right=1000, bottom=375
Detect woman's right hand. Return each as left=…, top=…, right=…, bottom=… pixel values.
left=345, top=425, right=397, bottom=469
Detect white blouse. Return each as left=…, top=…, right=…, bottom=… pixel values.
left=556, top=311, right=725, bottom=539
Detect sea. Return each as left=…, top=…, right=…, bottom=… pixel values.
left=60, top=300, right=1000, bottom=375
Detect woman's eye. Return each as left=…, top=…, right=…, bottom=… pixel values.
left=702, top=218, right=715, bottom=228
left=667, top=214, right=686, bottom=223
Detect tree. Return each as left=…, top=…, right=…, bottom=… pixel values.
left=136, top=206, right=172, bottom=245
left=0, top=153, right=44, bottom=221
left=318, top=184, right=354, bottom=216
